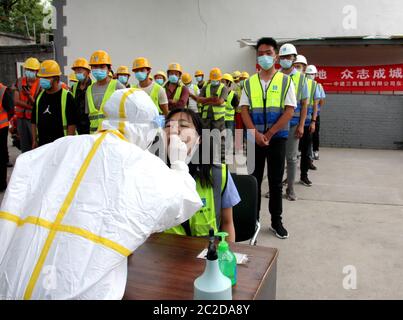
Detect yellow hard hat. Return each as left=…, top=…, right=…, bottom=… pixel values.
left=69, top=72, right=78, bottom=82
left=89, top=50, right=112, bottom=66
left=232, top=70, right=241, bottom=79
left=240, top=71, right=250, bottom=79
left=222, top=73, right=234, bottom=83
left=154, top=70, right=167, bottom=81
left=72, top=57, right=91, bottom=71
left=210, top=67, right=222, bottom=81
left=195, top=69, right=204, bottom=77
left=24, top=57, right=40, bottom=71
left=116, top=65, right=131, bottom=75
left=37, top=60, right=62, bottom=77
left=132, top=57, right=151, bottom=71
left=167, top=63, right=183, bottom=74
left=182, top=73, right=192, bottom=85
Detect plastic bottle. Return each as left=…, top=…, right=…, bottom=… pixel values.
left=216, top=232, right=237, bottom=286
left=193, top=229, right=232, bottom=300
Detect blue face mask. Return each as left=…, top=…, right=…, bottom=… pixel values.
left=92, top=69, right=108, bottom=81
left=118, top=75, right=129, bottom=84
left=258, top=55, right=275, bottom=71
left=40, top=78, right=52, bottom=90
left=135, top=71, right=148, bottom=82
left=155, top=78, right=164, bottom=85
left=196, top=76, right=203, bottom=83
left=25, top=70, right=37, bottom=80
left=168, top=75, right=179, bottom=84
left=76, top=73, right=86, bottom=82
left=211, top=80, right=220, bottom=86
left=280, top=59, right=293, bottom=69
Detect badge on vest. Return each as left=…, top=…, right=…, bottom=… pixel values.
left=201, top=198, right=207, bottom=207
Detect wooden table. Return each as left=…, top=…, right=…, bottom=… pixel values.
left=124, top=233, right=279, bottom=300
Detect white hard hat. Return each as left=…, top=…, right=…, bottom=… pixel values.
left=102, top=88, right=159, bottom=150
left=279, top=43, right=297, bottom=57
left=294, top=55, right=308, bottom=65
left=306, top=65, right=318, bottom=74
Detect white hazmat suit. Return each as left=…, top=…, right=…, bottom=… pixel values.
left=0, top=88, right=202, bottom=299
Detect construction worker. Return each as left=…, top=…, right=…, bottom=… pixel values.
left=294, top=54, right=308, bottom=74
left=239, top=72, right=249, bottom=90
left=31, top=60, right=77, bottom=148
left=86, top=50, right=125, bottom=134
left=131, top=57, right=168, bottom=116
left=154, top=71, right=167, bottom=86
left=116, top=66, right=131, bottom=88
left=278, top=43, right=309, bottom=201
left=232, top=70, right=242, bottom=97
left=240, top=37, right=297, bottom=239
left=299, top=64, right=321, bottom=186
left=0, top=83, right=13, bottom=192
left=195, top=70, right=207, bottom=90
left=68, top=73, right=78, bottom=88
left=71, top=58, right=93, bottom=135
left=198, top=67, right=228, bottom=162
left=165, top=63, right=189, bottom=111
left=313, top=81, right=326, bottom=160
left=13, top=57, right=41, bottom=153
left=182, top=73, right=199, bottom=113
left=222, top=73, right=238, bottom=154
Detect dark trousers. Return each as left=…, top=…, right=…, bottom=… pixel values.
left=300, top=126, right=312, bottom=179
left=312, top=115, right=320, bottom=152
left=251, top=138, right=286, bottom=225
left=0, top=127, right=8, bottom=190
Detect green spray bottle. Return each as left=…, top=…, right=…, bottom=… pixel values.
left=216, top=232, right=237, bottom=286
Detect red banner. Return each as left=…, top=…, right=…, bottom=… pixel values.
left=315, top=64, right=403, bottom=92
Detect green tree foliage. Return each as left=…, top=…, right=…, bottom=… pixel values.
left=0, top=0, right=50, bottom=42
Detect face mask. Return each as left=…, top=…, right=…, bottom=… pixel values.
left=155, top=78, right=164, bottom=86
left=25, top=70, right=37, bottom=80
left=258, top=55, right=275, bottom=71
left=118, top=75, right=129, bottom=84
left=306, top=74, right=316, bottom=80
left=92, top=69, right=108, bottom=81
left=76, top=73, right=86, bottom=82
left=40, top=78, right=52, bottom=90
left=135, top=71, right=148, bottom=82
left=280, top=59, right=293, bottom=69
left=169, top=75, right=179, bottom=84
left=211, top=80, right=220, bottom=86
left=196, top=76, right=203, bottom=83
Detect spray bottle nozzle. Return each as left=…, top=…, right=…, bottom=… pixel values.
left=207, top=228, right=218, bottom=260
left=216, top=232, right=229, bottom=252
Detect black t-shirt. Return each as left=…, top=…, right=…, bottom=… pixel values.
left=32, top=89, right=77, bottom=146
left=73, top=79, right=92, bottom=134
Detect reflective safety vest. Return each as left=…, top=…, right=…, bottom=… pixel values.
left=0, top=84, right=9, bottom=130
left=132, top=82, right=164, bottom=114
left=289, top=71, right=306, bottom=127
left=201, top=83, right=226, bottom=121
left=86, top=79, right=118, bottom=134
left=72, top=78, right=94, bottom=98
left=15, top=77, right=40, bottom=120
left=305, top=78, right=318, bottom=127
left=225, top=90, right=236, bottom=122
left=244, top=72, right=291, bottom=138
left=165, top=84, right=183, bottom=103
left=36, top=88, right=71, bottom=137
left=165, top=165, right=228, bottom=237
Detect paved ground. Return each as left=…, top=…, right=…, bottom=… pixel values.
left=2, top=141, right=403, bottom=299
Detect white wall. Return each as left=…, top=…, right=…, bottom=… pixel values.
left=62, top=0, right=403, bottom=78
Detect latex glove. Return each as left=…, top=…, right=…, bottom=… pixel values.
left=169, top=134, right=189, bottom=172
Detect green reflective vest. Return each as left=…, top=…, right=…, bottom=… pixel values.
left=86, top=79, right=118, bottom=134
left=305, top=78, right=318, bottom=126
left=132, top=82, right=164, bottom=114
left=36, top=88, right=70, bottom=138
left=225, top=90, right=236, bottom=121
left=201, top=83, right=226, bottom=121
left=165, top=165, right=228, bottom=237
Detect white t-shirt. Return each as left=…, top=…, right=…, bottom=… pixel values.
left=186, top=84, right=200, bottom=112
left=139, top=81, right=168, bottom=105
left=240, top=75, right=297, bottom=109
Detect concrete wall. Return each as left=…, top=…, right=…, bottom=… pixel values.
left=0, top=32, right=35, bottom=46
left=0, top=44, right=54, bottom=86
left=321, top=94, right=403, bottom=149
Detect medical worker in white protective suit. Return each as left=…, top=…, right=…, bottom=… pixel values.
left=0, top=88, right=203, bottom=300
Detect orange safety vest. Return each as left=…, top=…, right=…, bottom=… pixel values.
left=15, top=77, right=40, bottom=120
left=0, top=84, right=9, bottom=129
